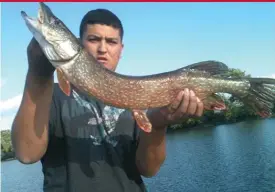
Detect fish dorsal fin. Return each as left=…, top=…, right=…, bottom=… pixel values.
left=182, top=60, right=229, bottom=76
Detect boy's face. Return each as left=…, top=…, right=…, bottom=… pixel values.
left=81, top=24, right=124, bottom=71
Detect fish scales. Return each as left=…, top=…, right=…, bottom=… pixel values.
left=21, top=2, right=275, bottom=132
left=66, top=50, right=179, bottom=109
left=65, top=50, right=248, bottom=110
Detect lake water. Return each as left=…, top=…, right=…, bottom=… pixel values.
left=1, top=119, right=275, bottom=192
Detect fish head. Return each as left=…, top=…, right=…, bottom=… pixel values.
left=21, top=2, right=81, bottom=68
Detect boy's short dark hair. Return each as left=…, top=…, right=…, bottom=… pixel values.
left=79, top=9, right=124, bottom=41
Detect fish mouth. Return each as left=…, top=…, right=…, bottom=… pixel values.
left=21, top=3, right=64, bottom=64
left=21, top=2, right=52, bottom=31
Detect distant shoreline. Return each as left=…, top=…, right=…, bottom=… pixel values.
left=167, top=117, right=275, bottom=133
left=1, top=151, right=16, bottom=162
left=2, top=117, right=274, bottom=162
left=2, top=157, right=16, bottom=162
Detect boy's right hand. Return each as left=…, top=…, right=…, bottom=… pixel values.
left=27, top=38, right=55, bottom=78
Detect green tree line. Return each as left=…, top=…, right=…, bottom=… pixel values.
left=1, top=130, right=15, bottom=161
left=2, top=68, right=275, bottom=161
left=169, top=68, right=275, bottom=130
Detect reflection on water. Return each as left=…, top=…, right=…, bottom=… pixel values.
left=2, top=119, right=275, bottom=192
left=1, top=159, right=43, bottom=192
left=144, top=119, right=275, bottom=192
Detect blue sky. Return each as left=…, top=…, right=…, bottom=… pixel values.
left=1, top=2, right=275, bottom=130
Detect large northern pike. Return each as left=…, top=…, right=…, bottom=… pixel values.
left=21, top=3, right=275, bottom=132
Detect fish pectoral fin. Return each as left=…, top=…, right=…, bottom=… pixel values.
left=56, top=68, right=71, bottom=96
left=132, top=110, right=152, bottom=133
left=202, top=94, right=227, bottom=111
left=183, top=60, right=229, bottom=76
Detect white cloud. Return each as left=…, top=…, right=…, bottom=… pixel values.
left=0, top=114, right=16, bottom=130
left=0, top=94, right=23, bottom=113
left=257, top=74, right=275, bottom=79
left=0, top=94, right=23, bottom=130
left=54, top=72, right=58, bottom=83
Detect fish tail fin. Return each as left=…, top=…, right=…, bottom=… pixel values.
left=237, top=78, right=275, bottom=118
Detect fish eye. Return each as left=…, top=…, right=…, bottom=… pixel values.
left=50, top=17, right=61, bottom=26
left=54, top=19, right=60, bottom=25
left=51, top=18, right=61, bottom=26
